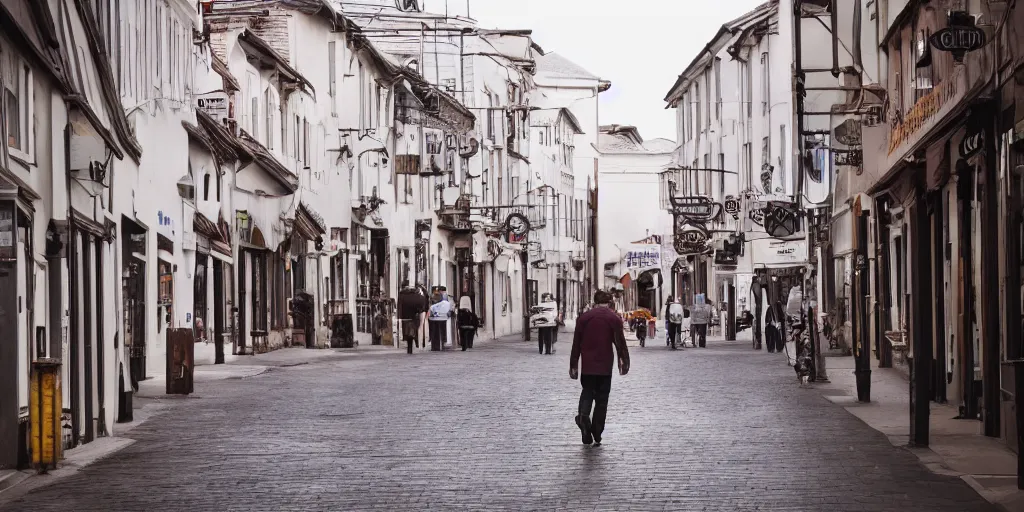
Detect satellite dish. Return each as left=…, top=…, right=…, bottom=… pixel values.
left=396, top=0, right=421, bottom=12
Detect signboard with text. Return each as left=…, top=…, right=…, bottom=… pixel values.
left=624, top=244, right=661, bottom=273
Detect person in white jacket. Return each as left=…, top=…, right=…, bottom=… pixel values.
left=428, top=287, right=453, bottom=351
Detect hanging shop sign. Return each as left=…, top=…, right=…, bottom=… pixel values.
left=833, top=118, right=862, bottom=147
left=714, top=249, right=738, bottom=266
left=763, top=201, right=802, bottom=239
left=723, top=195, right=740, bottom=219
left=958, top=129, right=983, bottom=159
left=504, top=212, right=530, bottom=244
left=673, top=223, right=710, bottom=255
left=930, top=12, right=987, bottom=63
left=673, top=215, right=710, bottom=238
left=623, top=244, right=662, bottom=273
left=669, top=196, right=722, bottom=221
left=752, top=238, right=808, bottom=267
left=760, top=164, right=774, bottom=193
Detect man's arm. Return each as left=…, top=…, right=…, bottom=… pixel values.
left=612, top=323, right=630, bottom=375
left=570, top=317, right=585, bottom=373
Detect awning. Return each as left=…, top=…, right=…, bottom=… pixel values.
left=193, top=212, right=222, bottom=241
left=294, top=202, right=327, bottom=241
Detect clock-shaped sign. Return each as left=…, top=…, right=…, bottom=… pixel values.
left=504, top=213, right=531, bottom=237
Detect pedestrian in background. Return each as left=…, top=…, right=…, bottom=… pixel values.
left=456, top=296, right=479, bottom=351
left=666, top=299, right=684, bottom=350
left=428, top=287, right=453, bottom=351
left=689, top=295, right=711, bottom=348
left=663, top=295, right=674, bottom=340
left=397, top=281, right=428, bottom=352
left=570, top=290, right=630, bottom=447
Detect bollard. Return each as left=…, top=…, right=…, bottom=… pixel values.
left=30, top=359, right=62, bottom=474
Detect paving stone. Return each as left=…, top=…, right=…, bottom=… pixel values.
left=0, top=338, right=999, bottom=511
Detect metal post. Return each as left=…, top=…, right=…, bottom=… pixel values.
left=522, top=250, right=530, bottom=341
left=981, top=108, right=1001, bottom=438
left=854, top=204, right=872, bottom=402
left=910, top=186, right=933, bottom=447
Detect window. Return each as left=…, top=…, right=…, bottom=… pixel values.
left=718, top=153, right=725, bottom=198
left=373, top=83, right=381, bottom=130
left=250, top=96, right=258, bottom=138
left=155, top=3, right=162, bottom=83
left=742, top=143, right=752, bottom=191
left=294, top=115, right=300, bottom=157
left=694, top=82, right=701, bottom=134
left=761, top=52, right=770, bottom=115
left=203, top=173, right=211, bottom=201
left=328, top=41, right=337, bottom=110
left=745, top=59, right=753, bottom=118
left=538, top=130, right=544, bottom=145
left=216, top=170, right=222, bottom=201
left=714, top=58, right=722, bottom=120
left=3, top=49, right=33, bottom=158
left=358, top=61, right=365, bottom=131
left=779, top=125, right=787, bottom=191
left=704, top=72, right=711, bottom=129
left=303, top=118, right=310, bottom=165
left=485, top=93, right=495, bottom=140
left=264, top=89, right=273, bottom=150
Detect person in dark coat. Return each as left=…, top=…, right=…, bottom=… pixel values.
left=456, top=296, right=479, bottom=351
left=570, top=290, right=630, bottom=447
left=397, top=281, right=428, bottom=350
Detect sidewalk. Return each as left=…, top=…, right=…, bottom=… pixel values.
left=815, top=355, right=1024, bottom=511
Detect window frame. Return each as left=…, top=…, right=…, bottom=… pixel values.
left=3, top=46, right=35, bottom=162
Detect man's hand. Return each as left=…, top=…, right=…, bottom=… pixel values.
left=569, top=367, right=579, bottom=380
left=618, top=358, right=629, bottom=376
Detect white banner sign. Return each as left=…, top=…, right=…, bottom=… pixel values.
left=624, top=244, right=662, bottom=272
left=752, top=238, right=808, bottom=267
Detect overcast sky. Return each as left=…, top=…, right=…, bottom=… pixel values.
left=424, top=0, right=768, bottom=142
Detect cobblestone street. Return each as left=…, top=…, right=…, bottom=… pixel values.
left=0, top=336, right=998, bottom=511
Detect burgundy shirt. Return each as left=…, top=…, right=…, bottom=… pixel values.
left=570, top=306, right=630, bottom=376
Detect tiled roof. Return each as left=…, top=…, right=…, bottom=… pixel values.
left=535, top=52, right=598, bottom=80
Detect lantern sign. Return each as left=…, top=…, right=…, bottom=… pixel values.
left=929, top=12, right=987, bottom=63
left=724, top=195, right=740, bottom=220
left=763, top=201, right=802, bottom=238
left=673, top=220, right=710, bottom=255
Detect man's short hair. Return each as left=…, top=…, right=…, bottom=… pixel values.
left=594, top=290, right=613, bottom=305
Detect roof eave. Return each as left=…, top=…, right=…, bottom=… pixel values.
left=238, top=30, right=316, bottom=97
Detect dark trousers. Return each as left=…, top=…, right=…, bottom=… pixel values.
left=429, top=321, right=446, bottom=351
left=579, top=375, right=612, bottom=440
left=538, top=327, right=556, bottom=354
left=692, top=323, right=707, bottom=347
left=668, top=322, right=682, bottom=348
left=460, top=328, right=475, bottom=351
left=766, top=326, right=781, bottom=352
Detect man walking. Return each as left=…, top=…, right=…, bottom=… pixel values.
left=570, top=290, right=630, bottom=447
left=397, top=281, right=427, bottom=353
left=666, top=299, right=684, bottom=350
left=689, top=294, right=712, bottom=348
